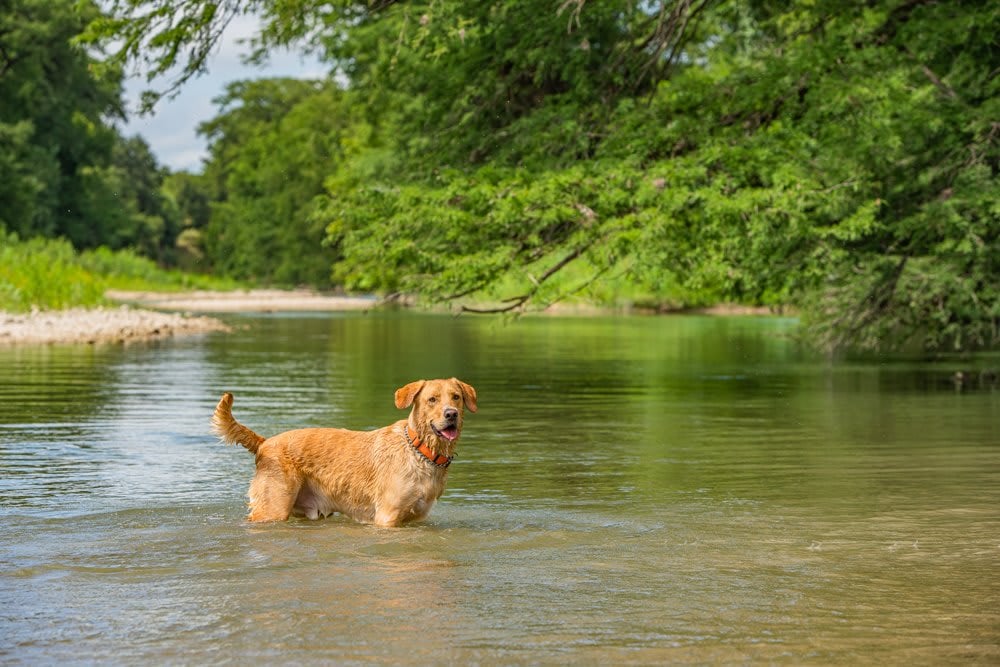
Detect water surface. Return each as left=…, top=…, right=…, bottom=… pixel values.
left=1, top=312, right=997, bottom=664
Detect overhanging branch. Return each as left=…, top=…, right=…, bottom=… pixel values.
left=460, top=239, right=597, bottom=314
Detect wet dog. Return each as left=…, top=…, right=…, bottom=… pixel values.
left=212, top=378, right=477, bottom=526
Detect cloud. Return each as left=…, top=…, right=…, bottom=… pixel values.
left=120, top=16, right=326, bottom=172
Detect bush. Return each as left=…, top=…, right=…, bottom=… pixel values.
left=0, top=232, right=239, bottom=312
left=0, top=234, right=105, bottom=311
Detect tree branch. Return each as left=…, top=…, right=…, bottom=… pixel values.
left=460, top=239, right=597, bottom=314
left=917, top=62, right=958, bottom=100
left=461, top=295, right=530, bottom=314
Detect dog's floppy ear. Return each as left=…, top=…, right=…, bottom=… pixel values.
left=394, top=380, right=425, bottom=409
left=455, top=379, right=478, bottom=413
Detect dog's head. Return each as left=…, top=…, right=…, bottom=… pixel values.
left=395, top=378, right=477, bottom=444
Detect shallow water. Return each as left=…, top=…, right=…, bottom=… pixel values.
left=1, top=312, right=997, bottom=664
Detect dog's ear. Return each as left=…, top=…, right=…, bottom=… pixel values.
left=394, top=380, right=425, bottom=409
left=455, top=379, right=478, bottom=413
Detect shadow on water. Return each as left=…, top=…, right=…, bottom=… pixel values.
left=1, top=312, right=997, bottom=663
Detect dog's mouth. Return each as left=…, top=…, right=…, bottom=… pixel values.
left=432, top=424, right=459, bottom=442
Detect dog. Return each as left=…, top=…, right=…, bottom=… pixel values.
left=211, top=378, right=477, bottom=527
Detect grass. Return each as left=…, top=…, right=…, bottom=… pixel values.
left=0, top=233, right=240, bottom=312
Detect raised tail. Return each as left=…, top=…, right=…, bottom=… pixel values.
left=211, top=392, right=266, bottom=454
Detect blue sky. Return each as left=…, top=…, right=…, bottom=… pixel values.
left=120, top=15, right=326, bottom=173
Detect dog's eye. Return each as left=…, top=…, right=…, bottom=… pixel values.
left=452, top=394, right=460, bottom=402
left=427, top=396, right=437, bottom=404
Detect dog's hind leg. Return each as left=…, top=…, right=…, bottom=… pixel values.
left=246, top=458, right=300, bottom=522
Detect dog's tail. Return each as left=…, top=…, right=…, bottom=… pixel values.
left=212, top=392, right=266, bottom=455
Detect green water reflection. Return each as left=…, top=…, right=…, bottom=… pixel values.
left=1, top=312, right=997, bottom=663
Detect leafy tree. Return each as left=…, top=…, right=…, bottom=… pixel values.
left=112, top=135, right=184, bottom=260
left=0, top=0, right=125, bottom=246
left=164, top=172, right=211, bottom=230
left=0, top=0, right=190, bottom=267
left=0, top=120, right=52, bottom=236
left=163, top=171, right=213, bottom=271
left=318, top=0, right=999, bottom=352
left=90, top=0, right=999, bottom=352
left=199, top=78, right=354, bottom=285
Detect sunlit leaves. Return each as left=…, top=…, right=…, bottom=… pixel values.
left=117, top=0, right=999, bottom=351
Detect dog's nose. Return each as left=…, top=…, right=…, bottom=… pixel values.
left=443, top=407, right=458, bottom=422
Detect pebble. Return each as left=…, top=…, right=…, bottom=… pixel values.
left=0, top=305, right=230, bottom=345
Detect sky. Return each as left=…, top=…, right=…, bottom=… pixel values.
left=120, top=15, right=326, bottom=173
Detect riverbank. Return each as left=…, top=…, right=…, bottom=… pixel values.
left=0, top=288, right=779, bottom=346
left=109, top=289, right=778, bottom=317
left=0, top=306, right=230, bottom=345
left=105, top=289, right=381, bottom=312
left=0, top=289, right=379, bottom=346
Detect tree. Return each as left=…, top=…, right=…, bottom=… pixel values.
left=199, top=78, right=355, bottom=285
left=90, top=0, right=1000, bottom=352
left=0, top=1, right=190, bottom=265
left=0, top=0, right=125, bottom=246
left=163, top=171, right=212, bottom=271
left=318, top=0, right=999, bottom=352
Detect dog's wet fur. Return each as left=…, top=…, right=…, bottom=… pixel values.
left=212, top=378, right=477, bottom=526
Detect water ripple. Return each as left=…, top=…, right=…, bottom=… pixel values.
left=1, top=314, right=998, bottom=664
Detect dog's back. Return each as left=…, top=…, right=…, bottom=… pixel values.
left=213, top=378, right=476, bottom=525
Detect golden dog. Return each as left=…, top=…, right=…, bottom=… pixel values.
left=212, top=378, right=477, bottom=526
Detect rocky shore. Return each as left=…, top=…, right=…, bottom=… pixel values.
left=0, top=289, right=379, bottom=346
left=0, top=306, right=231, bottom=346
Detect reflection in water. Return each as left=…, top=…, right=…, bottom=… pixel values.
left=1, top=313, right=997, bottom=663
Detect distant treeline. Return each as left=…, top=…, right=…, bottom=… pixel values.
left=3, top=1, right=997, bottom=352
left=0, top=1, right=208, bottom=269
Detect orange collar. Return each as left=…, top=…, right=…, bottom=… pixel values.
left=406, top=425, right=453, bottom=468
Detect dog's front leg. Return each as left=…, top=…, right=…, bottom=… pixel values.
left=373, top=504, right=405, bottom=528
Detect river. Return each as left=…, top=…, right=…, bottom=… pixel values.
left=1, top=312, right=997, bottom=664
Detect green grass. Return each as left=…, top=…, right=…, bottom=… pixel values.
left=0, top=233, right=240, bottom=312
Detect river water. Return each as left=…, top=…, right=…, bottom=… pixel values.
left=1, top=312, right=997, bottom=664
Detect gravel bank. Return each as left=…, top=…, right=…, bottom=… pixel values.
left=0, top=306, right=230, bottom=346
left=105, top=289, right=380, bottom=312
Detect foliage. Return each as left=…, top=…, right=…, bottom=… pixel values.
left=0, top=0, right=190, bottom=268
left=162, top=171, right=213, bottom=271
left=198, top=78, right=351, bottom=285
left=107, top=135, right=185, bottom=262
left=53, top=1, right=1000, bottom=351
left=0, top=233, right=238, bottom=312
left=0, top=0, right=122, bottom=243
left=0, top=234, right=105, bottom=311
left=314, top=0, right=1000, bottom=352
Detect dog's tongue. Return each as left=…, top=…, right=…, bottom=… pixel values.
left=438, top=426, right=458, bottom=441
